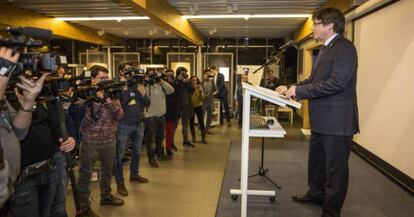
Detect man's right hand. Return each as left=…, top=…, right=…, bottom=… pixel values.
left=0, top=47, right=19, bottom=64
left=96, top=90, right=105, bottom=99
left=275, top=85, right=288, bottom=94
left=137, top=84, right=146, bottom=95
left=16, top=73, right=49, bottom=109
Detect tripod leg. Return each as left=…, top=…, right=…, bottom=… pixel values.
left=65, top=152, right=81, bottom=213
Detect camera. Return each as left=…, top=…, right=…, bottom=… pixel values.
left=0, top=27, right=56, bottom=77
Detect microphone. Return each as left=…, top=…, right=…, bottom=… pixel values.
left=278, top=40, right=295, bottom=50
left=6, top=27, right=52, bottom=39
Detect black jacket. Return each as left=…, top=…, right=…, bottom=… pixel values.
left=120, top=89, right=150, bottom=125
left=20, top=101, right=74, bottom=168
left=296, top=35, right=359, bottom=136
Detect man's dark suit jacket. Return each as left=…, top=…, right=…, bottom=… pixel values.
left=216, top=72, right=228, bottom=99
left=296, top=35, right=359, bottom=136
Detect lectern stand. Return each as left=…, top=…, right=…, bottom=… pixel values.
left=230, top=82, right=301, bottom=217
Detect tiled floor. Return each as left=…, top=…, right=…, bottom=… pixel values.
left=67, top=121, right=242, bottom=217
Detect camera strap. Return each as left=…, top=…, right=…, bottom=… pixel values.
left=0, top=58, right=18, bottom=77
left=0, top=101, right=13, bottom=132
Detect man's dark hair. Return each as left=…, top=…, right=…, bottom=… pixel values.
left=175, top=66, right=188, bottom=78
left=312, top=7, right=345, bottom=34
left=210, top=65, right=217, bottom=71
left=90, top=65, right=109, bottom=78
left=118, top=62, right=128, bottom=74
left=165, top=69, right=174, bottom=74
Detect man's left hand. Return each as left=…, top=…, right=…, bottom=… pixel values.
left=286, top=85, right=296, bottom=99
left=59, top=137, right=76, bottom=152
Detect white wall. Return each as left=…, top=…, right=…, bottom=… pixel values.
left=353, top=0, right=414, bottom=179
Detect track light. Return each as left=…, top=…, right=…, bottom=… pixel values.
left=226, top=5, right=233, bottom=14
left=164, top=30, right=172, bottom=36
left=97, top=29, right=105, bottom=36
left=123, top=30, right=129, bottom=36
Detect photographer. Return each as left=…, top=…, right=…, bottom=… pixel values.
left=175, top=67, right=194, bottom=148
left=0, top=47, right=48, bottom=210
left=113, top=64, right=150, bottom=197
left=77, top=65, right=124, bottom=216
left=164, top=69, right=179, bottom=155
left=143, top=69, right=174, bottom=167
left=9, top=94, right=76, bottom=217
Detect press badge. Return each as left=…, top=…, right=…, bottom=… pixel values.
left=128, top=99, right=137, bottom=106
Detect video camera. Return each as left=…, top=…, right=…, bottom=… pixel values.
left=73, top=79, right=126, bottom=102
left=0, top=27, right=60, bottom=77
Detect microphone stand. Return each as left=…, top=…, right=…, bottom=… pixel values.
left=251, top=46, right=290, bottom=74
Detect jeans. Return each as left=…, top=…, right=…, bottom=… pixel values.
left=144, top=116, right=166, bottom=159
left=114, top=122, right=145, bottom=184
left=203, top=103, right=213, bottom=129
left=165, top=121, right=175, bottom=150
left=51, top=152, right=68, bottom=217
left=190, top=106, right=206, bottom=135
left=11, top=166, right=59, bottom=217
left=180, top=111, right=190, bottom=143
left=77, top=140, right=116, bottom=211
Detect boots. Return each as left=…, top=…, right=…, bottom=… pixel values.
left=190, top=128, right=196, bottom=143
left=201, top=132, right=207, bottom=144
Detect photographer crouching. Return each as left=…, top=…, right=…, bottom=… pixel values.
left=144, top=69, right=174, bottom=167
left=113, top=64, right=150, bottom=197
left=77, top=65, right=124, bottom=217
left=0, top=47, right=48, bottom=213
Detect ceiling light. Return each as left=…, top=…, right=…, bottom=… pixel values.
left=189, top=6, right=195, bottom=15
left=124, top=30, right=129, bottom=36
left=209, top=30, right=214, bottom=35
left=226, top=5, right=233, bottom=14
left=153, top=28, right=157, bottom=34
left=56, top=16, right=150, bottom=21
left=97, top=29, right=105, bottom=36
left=233, top=3, right=238, bottom=12
left=182, top=14, right=310, bottom=19
left=213, top=27, right=217, bottom=33
left=164, top=30, right=172, bottom=36
left=149, top=30, right=154, bottom=36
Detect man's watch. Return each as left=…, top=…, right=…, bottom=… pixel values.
left=20, top=104, right=36, bottom=113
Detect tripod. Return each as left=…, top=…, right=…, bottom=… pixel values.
left=248, top=137, right=281, bottom=189
left=55, top=97, right=81, bottom=215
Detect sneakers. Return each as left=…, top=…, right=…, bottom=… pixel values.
left=100, top=195, right=124, bottom=206
left=171, top=143, right=178, bottom=151
left=166, top=148, right=174, bottom=156
left=117, top=184, right=128, bottom=196
left=76, top=208, right=99, bottom=217
left=149, top=159, right=159, bottom=168
left=183, top=141, right=195, bottom=148
left=130, top=175, right=149, bottom=183
left=158, top=155, right=172, bottom=161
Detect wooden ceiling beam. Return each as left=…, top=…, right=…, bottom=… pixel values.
left=116, top=0, right=205, bottom=45
left=0, top=4, right=121, bottom=45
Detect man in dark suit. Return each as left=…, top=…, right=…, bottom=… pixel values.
left=276, top=8, right=359, bottom=217
left=211, top=66, right=231, bottom=127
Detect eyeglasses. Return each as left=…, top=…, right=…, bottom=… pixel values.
left=312, top=21, right=323, bottom=27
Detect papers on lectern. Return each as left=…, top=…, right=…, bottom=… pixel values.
left=242, top=82, right=301, bottom=109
